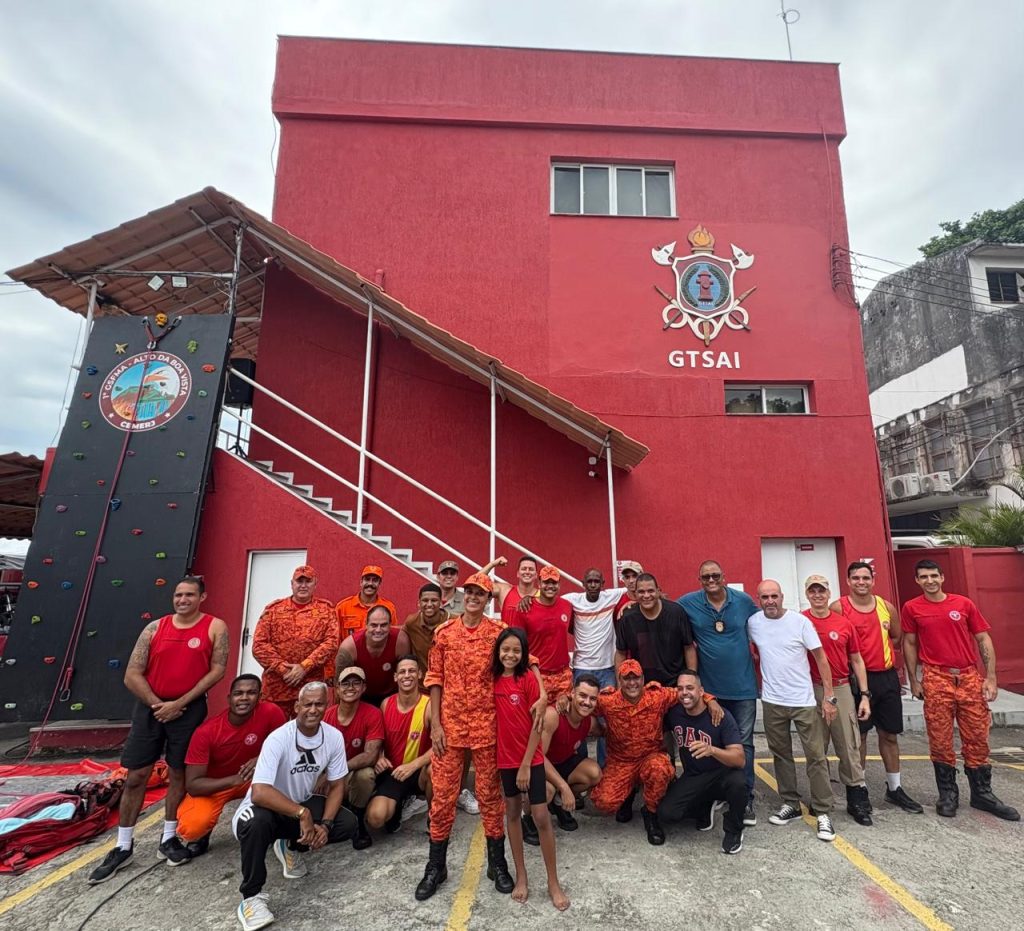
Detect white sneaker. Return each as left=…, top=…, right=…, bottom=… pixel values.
left=457, top=789, right=479, bottom=814
left=402, top=796, right=430, bottom=822
left=816, top=814, right=836, bottom=842
left=273, top=839, right=307, bottom=879
left=237, top=892, right=275, bottom=930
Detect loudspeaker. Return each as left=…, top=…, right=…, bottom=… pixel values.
left=225, top=357, right=256, bottom=407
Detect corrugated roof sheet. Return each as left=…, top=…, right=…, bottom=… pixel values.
left=6, top=188, right=649, bottom=469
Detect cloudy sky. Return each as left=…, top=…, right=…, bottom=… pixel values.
left=2, top=0, right=1023, bottom=551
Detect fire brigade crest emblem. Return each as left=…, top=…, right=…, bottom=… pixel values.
left=652, top=224, right=756, bottom=346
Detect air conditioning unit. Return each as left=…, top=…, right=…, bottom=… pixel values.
left=887, top=473, right=922, bottom=500
left=922, top=471, right=954, bottom=494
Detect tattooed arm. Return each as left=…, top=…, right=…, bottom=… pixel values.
left=124, top=622, right=162, bottom=705
left=335, top=635, right=357, bottom=675
left=975, top=631, right=999, bottom=701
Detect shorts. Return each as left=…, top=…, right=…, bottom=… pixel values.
left=553, top=747, right=588, bottom=782
left=120, top=698, right=207, bottom=770
left=854, top=668, right=904, bottom=736
left=373, top=770, right=423, bottom=803
left=499, top=763, right=546, bottom=805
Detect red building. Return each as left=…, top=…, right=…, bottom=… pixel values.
left=7, top=40, right=892, bottom=718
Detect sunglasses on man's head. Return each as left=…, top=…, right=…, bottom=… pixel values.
left=701, top=572, right=722, bottom=582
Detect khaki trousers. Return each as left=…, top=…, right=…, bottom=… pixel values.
left=814, top=683, right=866, bottom=787
left=762, top=700, right=833, bottom=814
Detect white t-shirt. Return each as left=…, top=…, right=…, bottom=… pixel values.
left=232, top=720, right=348, bottom=834
left=563, top=588, right=626, bottom=670
left=747, top=609, right=822, bottom=707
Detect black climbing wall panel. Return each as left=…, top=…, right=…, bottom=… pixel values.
left=0, top=314, right=233, bottom=722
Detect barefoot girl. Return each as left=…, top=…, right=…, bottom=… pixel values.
left=492, top=628, right=570, bottom=911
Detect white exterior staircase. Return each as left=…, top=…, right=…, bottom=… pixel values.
left=236, top=455, right=436, bottom=580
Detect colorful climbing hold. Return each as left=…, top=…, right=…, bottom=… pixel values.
left=141, top=612, right=152, bottom=620
left=72, top=452, right=85, bottom=460
left=81, top=420, right=91, bottom=429
left=31, top=615, right=42, bottom=624
left=74, top=530, right=87, bottom=537
left=26, top=581, right=39, bottom=589
left=158, top=426, right=167, bottom=432
left=114, top=342, right=128, bottom=354
left=3, top=703, right=15, bottom=710
left=110, top=499, right=122, bottom=511
left=111, top=579, right=125, bottom=587
left=86, top=365, right=98, bottom=375
left=148, top=478, right=159, bottom=486
left=107, top=659, right=121, bottom=669
left=166, top=503, right=178, bottom=510
left=197, top=390, right=208, bottom=398
left=155, top=552, right=167, bottom=559
left=42, top=557, right=53, bottom=565
left=187, top=339, right=198, bottom=354
left=126, top=450, right=136, bottom=457
left=130, top=528, right=143, bottom=536
left=56, top=505, right=68, bottom=513
left=155, top=578, right=167, bottom=586
left=186, top=414, right=195, bottom=421
left=155, top=312, right=168, bottom=327
left=86, top=630, right=97, bottom=637
left=97, top=479, right=106, bottom=486
left=82, top=391, right=93, bottom=399
left=176, top=450, right=186, bottom=458
left=71, top=703, right=84, bottom=712
left=202, top=364, right=216, bottom=373
left=43, top=656, right=56, bottom=664
left=96, top=555, right=107, bottom=564
left=61, top=581, right=74, bottom=590
left=4, top=659, right=16, bottom=666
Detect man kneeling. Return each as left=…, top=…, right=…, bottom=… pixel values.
left=367, top=655, right=433, bottom=834
left=232, top=682, right=355, bottom=931
left=540, top=674, right=602, bottom=835
left=658, top=670, right=747, bottom=854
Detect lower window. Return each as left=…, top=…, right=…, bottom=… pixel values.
left=725, top=384, right=809, bottom=414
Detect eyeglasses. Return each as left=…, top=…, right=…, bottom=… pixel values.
left=700, top=572, right=722, bottom=582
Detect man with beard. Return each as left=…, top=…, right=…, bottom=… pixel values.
left=334, top=565, right=398, bottom=651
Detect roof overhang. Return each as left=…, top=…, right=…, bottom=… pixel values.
left=6, top=188, right=649, bottom=470
left=0, top=452, right=43, bottom=539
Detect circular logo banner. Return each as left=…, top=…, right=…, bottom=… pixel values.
left=99, top=352, right=192, bottom=432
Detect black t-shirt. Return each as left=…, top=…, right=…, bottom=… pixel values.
left=615, top=601, right=694, bottom=686
left=664, top=705, right=741, bottom=777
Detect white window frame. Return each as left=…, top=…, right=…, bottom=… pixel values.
left=550, top=163, right=676, bottom=217
left=725, top=384, right=811, bottom=415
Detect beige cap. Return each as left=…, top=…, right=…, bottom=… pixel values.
left=804, top=574, right=830, bottom=591
left=337, top=666, right=366, bottom=682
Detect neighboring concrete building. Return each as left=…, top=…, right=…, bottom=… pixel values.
left=862, top=241, right=1024, bottom=531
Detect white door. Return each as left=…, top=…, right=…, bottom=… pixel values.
left=760, top=538, right=839, bottom=612
left=239, top=549, right=307, bottom=676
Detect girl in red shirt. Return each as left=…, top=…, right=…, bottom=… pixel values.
left=491, top=628, right=569, bottom=911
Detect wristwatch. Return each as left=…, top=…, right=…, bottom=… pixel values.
left=861, top=691, right=873, bottom=699
left=824, top=696, right=838, bottom=706
left=316, top=819, right=334, bottom=830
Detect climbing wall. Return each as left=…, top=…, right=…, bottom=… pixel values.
left=0, top=314, right=234, bottom=723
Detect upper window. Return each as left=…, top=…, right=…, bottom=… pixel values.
left=986, top=269, right=1022, bottom=304
left=725, top=384, right=809, bottom=415
left=551, top=163, right=675, bottom=217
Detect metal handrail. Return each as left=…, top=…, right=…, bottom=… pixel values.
left=219, top=409, right=483, bottom=576
left=228, top=366, right=583, bottom=587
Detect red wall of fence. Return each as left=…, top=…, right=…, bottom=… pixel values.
left=894, top=547, right=1024, bottom=692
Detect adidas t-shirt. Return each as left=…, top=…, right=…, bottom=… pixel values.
left=231, top=720, right=348, bottom=834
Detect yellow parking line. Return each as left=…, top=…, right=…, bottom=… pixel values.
left=445, top=824, right=486, bottom=931
left=753, top=763, right=952, bottom=931
left=993, top=761, right=1024, bottom=773
left=755, top=755, right=934, bottom=764
left=0, top=807, right=164, bottom=917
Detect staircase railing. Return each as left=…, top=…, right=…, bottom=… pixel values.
left=222, top=368, right=584, bottom=587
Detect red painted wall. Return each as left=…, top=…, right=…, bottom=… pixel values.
left=231, top=39, right=894, bottom=606
left=894, top=547, right=1024, bottom=692
left=192, top=450, right=431, bottom=712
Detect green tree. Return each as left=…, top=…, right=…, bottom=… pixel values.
left=919, top=198, right=1024, bottom=258
left=938, top=465, right=1024, bottom=546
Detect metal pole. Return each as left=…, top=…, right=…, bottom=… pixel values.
left=70, top=281, right=98, bottom=373
left=605, top=434, right=618, bottom=583
left=356, top=303, right=374, bottom=533
left=489, top=365, right=497, bottom=564
left=225, top=224, right=245, bottom=319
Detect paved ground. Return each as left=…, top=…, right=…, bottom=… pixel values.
left=2, top=730, right=1023, bottom=931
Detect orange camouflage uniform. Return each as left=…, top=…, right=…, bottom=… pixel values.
left=252, top=597, right=339, bottom=713
left=335, top=595, right=398, bottom=640
left=590, top=682, right=677, bottom=813
left=424, top=614, right=508, bottom=841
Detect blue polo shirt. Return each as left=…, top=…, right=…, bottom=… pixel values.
left=677, top=588, right=758, bottom=700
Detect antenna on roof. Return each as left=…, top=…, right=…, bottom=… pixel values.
left=778, top=0, right=800, bottom=61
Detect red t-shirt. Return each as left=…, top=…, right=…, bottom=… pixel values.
left=614, top=592, right=634, bottom=621
left=323, top=700, right=385, bottom=756
left=353, top=628, right=400, bottom=698
left=802, top=610, right=861, bottom=683
left=494, top=672, right=543, bottom=769
left=546, top=710, right=591, bottom=765
left=900, top=593, right=990, bottom=669
left=512, top=598, right=572, bottom=673
left=146, top=613, right=215, bottom=700
left=381, top=693, right=432, bottom=764
left=838, top=596, right=895, bottom=672
left=184, top=701, right=286, bottom=779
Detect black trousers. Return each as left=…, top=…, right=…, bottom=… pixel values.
left=657, top=768, right=747, bottom=833
left=236, top=795, right=356, bottom=897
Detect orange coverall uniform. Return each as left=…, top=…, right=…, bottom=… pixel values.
left=424, top=615, right=508, bottom=841
left=590, top=682, right=677, bottom=813
left=251, top=597, right=339, bottom=715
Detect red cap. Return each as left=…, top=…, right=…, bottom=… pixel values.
left=462, top=571, right=494, bottom=593
left=292, top=565, right=317, bottom=581
left=618, top=659, right=643, bottom=678
left=539, top=565, right=561, bottom=582
left=361, top=565, right=384, bottom=579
